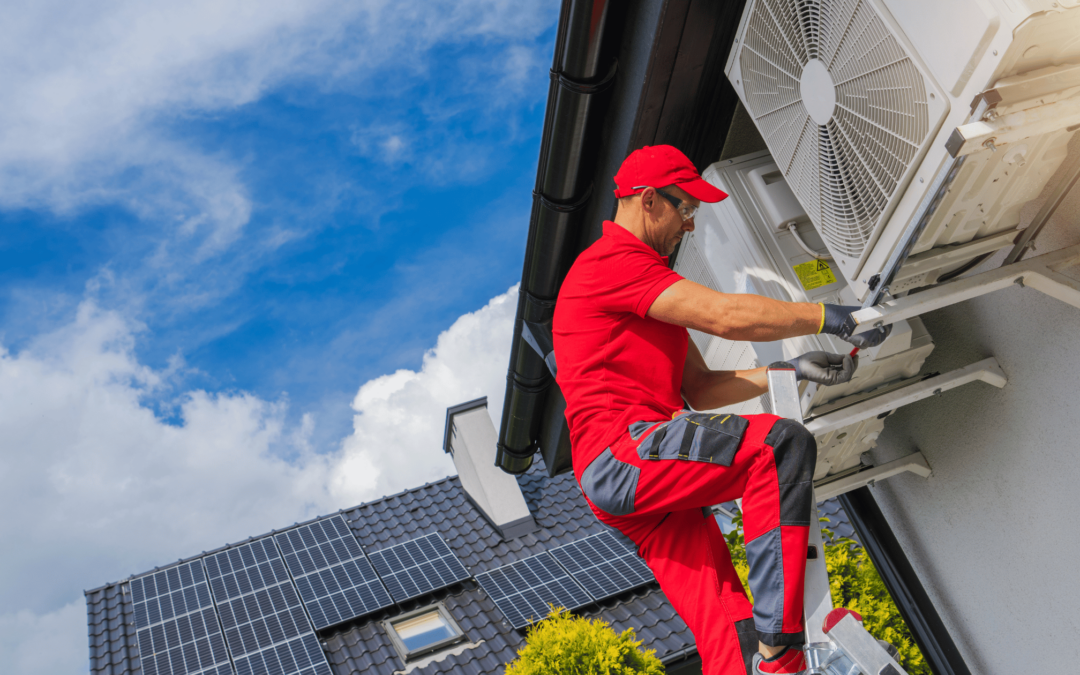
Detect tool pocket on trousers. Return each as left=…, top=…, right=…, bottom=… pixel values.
left=579, top=448, right=641, bottom=516
left=628, top=420, right=657, bottom=440
left=635, top=413, right=749, bottom=466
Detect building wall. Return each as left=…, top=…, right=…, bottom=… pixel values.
left=868, top=137, right=1080, bottom=673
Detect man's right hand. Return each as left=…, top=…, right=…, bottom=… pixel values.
left=820, top=304, right=892, bottom=349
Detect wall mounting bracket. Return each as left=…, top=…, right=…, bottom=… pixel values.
left=804, top=357, right=1007, bottom=437
left=813, top=452, right=932, bottom=502
left=853, top=243, right=1080, bottom=330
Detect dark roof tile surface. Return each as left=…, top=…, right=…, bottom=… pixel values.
left=85, top=583, right=139, bottom=675
left=86, top=452, right=862, bottom=674
left=817, top=497, right=859, bottom=542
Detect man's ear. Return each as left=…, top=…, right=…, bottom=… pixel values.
left=639, top=187, right=657, bottom=215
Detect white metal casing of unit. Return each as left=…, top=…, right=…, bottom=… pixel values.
left=673, top=152, right=934, bottom=479
left=725, top=0, right=1080, bottom=300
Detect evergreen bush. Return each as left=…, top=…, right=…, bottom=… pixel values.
left=505, top=606, right=665, bottom=675
left=723, top=512, right=930, bottom=675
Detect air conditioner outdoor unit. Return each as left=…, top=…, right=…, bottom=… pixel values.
left=725, top=0, right=1080, bottom=301
left=674, top=151, right=935, bottom=479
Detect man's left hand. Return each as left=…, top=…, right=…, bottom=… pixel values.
left=791, top=351, right=857, bottom=386
left=821, top=304, right=892, bottom=349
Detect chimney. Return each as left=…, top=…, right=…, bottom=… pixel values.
left=443, top=398, right=537, bottom=540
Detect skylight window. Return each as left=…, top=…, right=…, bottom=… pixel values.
left=385, top=604, right=464, bottom=661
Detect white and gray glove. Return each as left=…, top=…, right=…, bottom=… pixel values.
left=790, top=351, right=857, bottom=386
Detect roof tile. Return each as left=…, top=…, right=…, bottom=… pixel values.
left=89, top=456, right=859, bottom=673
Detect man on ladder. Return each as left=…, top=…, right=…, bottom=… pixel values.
left=553, top=145, right=890, bottom=675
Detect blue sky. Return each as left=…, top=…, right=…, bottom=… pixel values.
left=0, top=6, right=550, bottom=446
left=0, top=1, right=558, bottom=671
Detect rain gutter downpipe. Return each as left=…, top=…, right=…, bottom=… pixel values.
left=496, top=0, right=617, bottom=473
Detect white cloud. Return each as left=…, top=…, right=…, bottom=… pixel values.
left=333, top=285, right=516, bottom=502
left=0, top=286, right=517, bottom=672
left=0, top=0, right=554, bottom=328
left=0, top=0, right=321, bottom=244
left=0, top=303, right=334, bottom=612
left=351, top=122, right=416, bottom=165
left=0, top=0, right=553, bottom=226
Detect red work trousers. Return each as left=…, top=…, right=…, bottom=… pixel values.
left=577, top=412, right=816, bottom=675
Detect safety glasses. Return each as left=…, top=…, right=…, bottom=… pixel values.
left=633, top=186, right=698, bottom=222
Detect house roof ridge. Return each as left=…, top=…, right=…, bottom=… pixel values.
left=346, top=474, right=459, bottom=513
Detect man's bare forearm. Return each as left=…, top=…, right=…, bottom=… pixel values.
left=682, top=366, right=769, bottom=411
left=649, top=279, right=821, bottom=341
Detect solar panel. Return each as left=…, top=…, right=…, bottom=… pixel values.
left=367, top=533, right=470, bottom=602
left=205, top=538, right=332, bottom=675
left=549, top=531, right=654, bottom=601
left=130, top=560, right=233, bottom=675
left=474, top=553, right=592, bottom=629
left=275, top=516, right=394, bottom=629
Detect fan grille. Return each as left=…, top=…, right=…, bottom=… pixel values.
left=739, top=0, right=930, bottom=258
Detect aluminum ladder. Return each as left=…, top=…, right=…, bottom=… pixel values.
left=767, top=362, right=907, bottom=675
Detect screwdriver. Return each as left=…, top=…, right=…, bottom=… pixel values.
left=822, top=347, right=861, bottom=373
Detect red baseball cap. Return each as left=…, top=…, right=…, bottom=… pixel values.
left=613, top=145, right=728, bottom=203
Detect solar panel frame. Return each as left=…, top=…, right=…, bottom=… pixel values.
left=204, top=538, right=332, bottom=675
left=367, top=533, right=471, bottom=603
left=549, top=531, right=654, bottom=602
left=474, top=553, right=592, bottom=629
left=130, top=560, right=234, bottom=675
left=275, top=515, right=394, bottom=629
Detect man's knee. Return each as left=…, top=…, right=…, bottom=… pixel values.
left=764, top=418, right=816, bottom=484
left=763, top=419, right=816, bottom=527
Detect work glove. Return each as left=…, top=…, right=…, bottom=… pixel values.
left=791, top=351, right=857, bottom=386
left=820, top=304, right=892, bottom=349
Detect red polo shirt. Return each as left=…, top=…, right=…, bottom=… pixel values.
left=553, top=221, right=689, bottom=479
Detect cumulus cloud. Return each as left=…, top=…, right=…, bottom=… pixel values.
left=0, top=303, right=334, bottom=613
left=0, top=286, right=516, bottom=672
left=333, top=285, right=516, bottom=502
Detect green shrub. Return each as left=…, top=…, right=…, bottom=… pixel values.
left=723, top=513, right=929, bottom=675
left=505, top=606, right=665, bottom=675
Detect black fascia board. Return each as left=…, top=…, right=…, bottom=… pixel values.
left=494, top=0, right=627, bottom=475
left=496, top=0, right=748, bottom=477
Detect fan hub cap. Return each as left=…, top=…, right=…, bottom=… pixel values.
left=800, top=59, right=836, bottom=126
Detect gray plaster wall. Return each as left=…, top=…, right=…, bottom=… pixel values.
left=868, top=138, right=1080, bottom=673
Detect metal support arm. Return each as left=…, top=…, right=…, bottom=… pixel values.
left=946, top=98, right=1080, bottom=157
left=813, top=453, right=932, bottom=502
left=805, top=358, right=1007, bottom=437
left=853, top=243, right=1080, bottom=330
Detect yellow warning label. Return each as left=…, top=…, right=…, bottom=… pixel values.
left=793, top=259, right=837, bottom=291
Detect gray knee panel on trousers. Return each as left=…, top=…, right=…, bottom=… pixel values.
left=764, top=419, right=817, bottom=527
